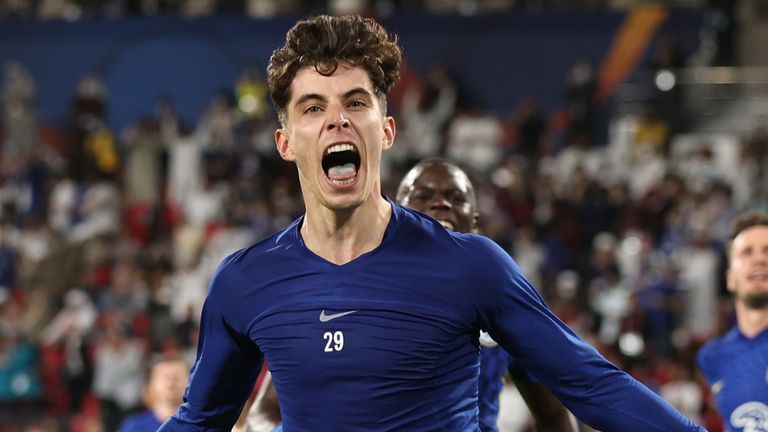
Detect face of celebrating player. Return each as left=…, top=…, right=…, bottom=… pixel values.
left=728, top=225, right=768, bottom=309
left=275, top=63, right=395, bottom=214
left=399, top=162, right=478, bottom=234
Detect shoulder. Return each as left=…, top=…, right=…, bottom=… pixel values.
left=394, top=202, right=507, bottom=257
left=395, top=204, right=515, bottom=270
left=210, top=220, right=301, bottom=290
left=119, top=411, right=160, bottom=432
left=697, top=326, right=740, bottom=373
left=220, top=219, right=301, bottom=271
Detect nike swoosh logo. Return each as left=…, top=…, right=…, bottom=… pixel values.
left=712, top=379, right=725, bottom=394
left=319, top=309, right=358, bottom=322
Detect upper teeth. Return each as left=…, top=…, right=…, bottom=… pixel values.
left=326, top=144, right=354, bottom=155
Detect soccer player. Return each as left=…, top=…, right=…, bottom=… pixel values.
left=396, top=158, right=577, bottom=431
left=119, top=357, right=188, bottom=432
left=697, top=210, right=768, bottom=432
left=158, top=15, right=705, bottom=431
left=240, top=159, right=576, bottom=431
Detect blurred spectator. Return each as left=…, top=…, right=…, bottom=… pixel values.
left=2, top=62, right=36, bottom=166
left=398, top=65, right=457, bottom=165
left=121, top=118, right=165, bottom=245
left=446, top=108, right=502, bottom=174
left=198, top=92, right=239, bottom=158
left=676, top=145, right=721, bottom=196
left=512, top=97, right=546, bottom=159
left=673, top=218, right=719, bottom=341
left=117, top=356, right=188, bottom=432
left=66, top=177, right=121, bottom=244
left=631, top=105, right=668, bottom=162
left=660, top=360, right=703, bottom=425
left=166, top=127, right=204, bottom=213
left=91, top=317, right=144, bottom=432
left=636, top=261, right=682, bottom=358
left=564, top=59, right=597, bottom=142
left=41, top=288, right=96, bottom=413
left=0, top=299, right=42, bottom=408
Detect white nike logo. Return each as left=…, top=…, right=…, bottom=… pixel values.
left=712, top=379, right=725, bottom=395
left=319, top=309, right=358, bottom=322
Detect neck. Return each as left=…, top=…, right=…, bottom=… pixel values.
left=736, top=302, right=768, bottom=338
left=301, top=195, right=392, bottom=265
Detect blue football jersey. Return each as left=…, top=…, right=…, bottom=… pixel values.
left=477, top=346, right=510, bottom=432
left=120, top=411, right=163, bottom=432
left=698, top=326, right=768, bottom=432
left=158, top=200, right=704, bottom=432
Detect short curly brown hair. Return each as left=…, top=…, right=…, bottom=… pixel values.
left=267, top=15, right=402, bottom=124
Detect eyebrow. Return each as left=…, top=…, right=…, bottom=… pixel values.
left=343, top=87, right=374, bottom=100
left=294, top=93, right=326, bottom=107
left=293, top=87, right=373, bottom=108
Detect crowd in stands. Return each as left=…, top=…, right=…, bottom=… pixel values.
left=0, top=0, right=710, bottom=20
left=1, top=18, right=765, bottom=432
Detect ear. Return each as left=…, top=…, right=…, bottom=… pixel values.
left=725, top=268, right=736, bottom=293
left=471, top=212, right=480, bottom=234
left=275, top=128, right=295, bottom=161
left=382, top=116, right=396, bottom=150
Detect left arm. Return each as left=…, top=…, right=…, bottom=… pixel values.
left=470, top=237, right=706, bottom=432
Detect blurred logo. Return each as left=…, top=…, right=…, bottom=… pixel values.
left=731, top=402, right=768, bottom=432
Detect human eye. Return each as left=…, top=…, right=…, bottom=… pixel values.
left=410, top=189, right=431, bottom=203
left=448, top=191, right=467, bottom=204
left=348, top=99, right=367, bottom=109
left=303, top=105, right=323, bottom=114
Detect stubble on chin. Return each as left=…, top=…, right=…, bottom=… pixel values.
left=740, top=291, right=768, bottom=309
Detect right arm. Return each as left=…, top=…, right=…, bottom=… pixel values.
left=158, top=268, right=263, bottom=431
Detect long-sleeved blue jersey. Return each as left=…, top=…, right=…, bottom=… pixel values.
left=159, top=201, right=705, bottom=431
left=698, top=326, right=768, bottom=432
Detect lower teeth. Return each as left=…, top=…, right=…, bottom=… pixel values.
left=331, top=178, right=355, bottom=186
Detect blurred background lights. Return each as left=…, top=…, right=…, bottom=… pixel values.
left=618, top=332, right=645, bottom=357
left=654, top=69, right=676, bottom=91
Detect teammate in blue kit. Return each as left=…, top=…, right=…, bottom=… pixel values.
left=158, top=14, right=706, bottom=431
left=698, top=211, right=768, bottom=432
left=119, top=357, right=188, bottom=432
left=396, top=158, right=577, bottom=432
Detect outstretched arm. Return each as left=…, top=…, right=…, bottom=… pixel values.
left=471, top=236, right=706, bottom=432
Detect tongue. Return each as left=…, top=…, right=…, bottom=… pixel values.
left=327, top=163, right=357, bottom=180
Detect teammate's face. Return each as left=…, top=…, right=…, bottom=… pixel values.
left=275, top=63, right=395, bottom=212
left=400, top=164, right=477, bottom=234
left=728, top=225, right=768, bottom=309
left=147, top=360, right=189, bottom=406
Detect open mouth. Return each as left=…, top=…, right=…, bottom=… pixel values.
left=437, top=220, right=455, bottom=231
left=322, top=143, right=361, bottom=187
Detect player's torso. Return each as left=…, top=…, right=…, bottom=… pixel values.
left=241, top=227, right=483, bottom=430
left=706, top=332, right=768, bottom=432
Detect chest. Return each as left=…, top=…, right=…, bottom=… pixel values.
left=245, top=264, right=479, bottom=387
left=710, top=343, right=768, bottom=431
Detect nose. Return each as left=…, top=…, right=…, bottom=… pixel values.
left=428, top=194, right=451, bottom=210
left=327, top=108, right=350, bottom=131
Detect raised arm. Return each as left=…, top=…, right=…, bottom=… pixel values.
left=471, top=237, right=706, bottom=432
